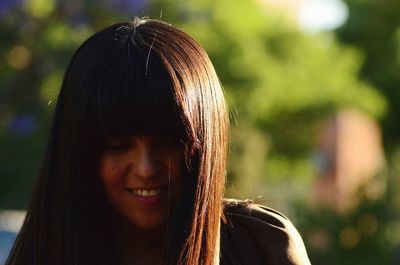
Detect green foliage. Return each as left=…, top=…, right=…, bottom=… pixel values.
left=0, top=0, right=388, bottom=207
left=332, top=5, right=400, bottom=261
left=294, top=175, right=396, bottom=265
left=150, top=0, right=386, bottom=185
left=337, top=0, right=400, bottom=153
left=0, top=0, right=145, bottom=208
left=0, top=0, right=396, bottom=263
left=24, top=0, right=56, bottom=18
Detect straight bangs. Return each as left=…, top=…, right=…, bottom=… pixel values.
left=83, top=28, right=186, bottom=145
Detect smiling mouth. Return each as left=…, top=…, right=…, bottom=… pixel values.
left=125, top=188, right=161, bottom=197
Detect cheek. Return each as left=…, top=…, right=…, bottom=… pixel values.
left=99, top=157, right=125, bottom=187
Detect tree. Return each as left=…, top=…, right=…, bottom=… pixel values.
left=0, top=0, right=387, bottom=210
left=0, top=0, right=146, bottom=208
left=149, top=0, right=386, bottom=187
left=337, top=0, right=400, bottom=153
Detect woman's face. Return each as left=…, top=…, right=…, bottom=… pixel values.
left=99, top=135, right=184, bottom=230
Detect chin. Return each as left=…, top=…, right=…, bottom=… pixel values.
left=127, top=212, right=167, bottom=231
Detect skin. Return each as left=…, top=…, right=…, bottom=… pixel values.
left=99, top=135, right=184, bottom=264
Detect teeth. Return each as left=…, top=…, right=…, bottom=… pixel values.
left=130, top=189, right=161, bottom=197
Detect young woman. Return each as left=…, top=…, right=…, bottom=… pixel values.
left=6, top=18, right=311, bottom=265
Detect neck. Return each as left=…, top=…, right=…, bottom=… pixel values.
left=112, top=216, right=166, bottom=265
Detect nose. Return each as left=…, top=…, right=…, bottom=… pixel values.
left=131, top=146, right=158, bottom=180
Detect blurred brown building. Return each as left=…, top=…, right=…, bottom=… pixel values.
left=314, top=109, right=385, bottom=212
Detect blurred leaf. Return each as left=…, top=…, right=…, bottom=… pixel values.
left=337, top=0, right=400, bottom=152
left=23, top=0, right=55, bottom=18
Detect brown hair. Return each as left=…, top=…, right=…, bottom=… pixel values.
left=6, top=18, right=228, bottom=265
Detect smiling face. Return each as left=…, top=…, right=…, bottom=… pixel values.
left=99, top=135, right=184, bottom=230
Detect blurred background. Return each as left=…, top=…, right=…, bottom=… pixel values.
left=0, top=0, right=399, bottom=264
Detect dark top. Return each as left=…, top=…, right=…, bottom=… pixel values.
left=220, top=200, right=311, bottom=265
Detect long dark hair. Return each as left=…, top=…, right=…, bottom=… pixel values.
left=6, top=18, right=228, bottom=265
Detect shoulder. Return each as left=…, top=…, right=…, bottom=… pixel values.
left=220, top=199, right=311, bottom=265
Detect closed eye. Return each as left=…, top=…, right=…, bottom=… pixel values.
left=104, top=137, right=133, bottom=152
